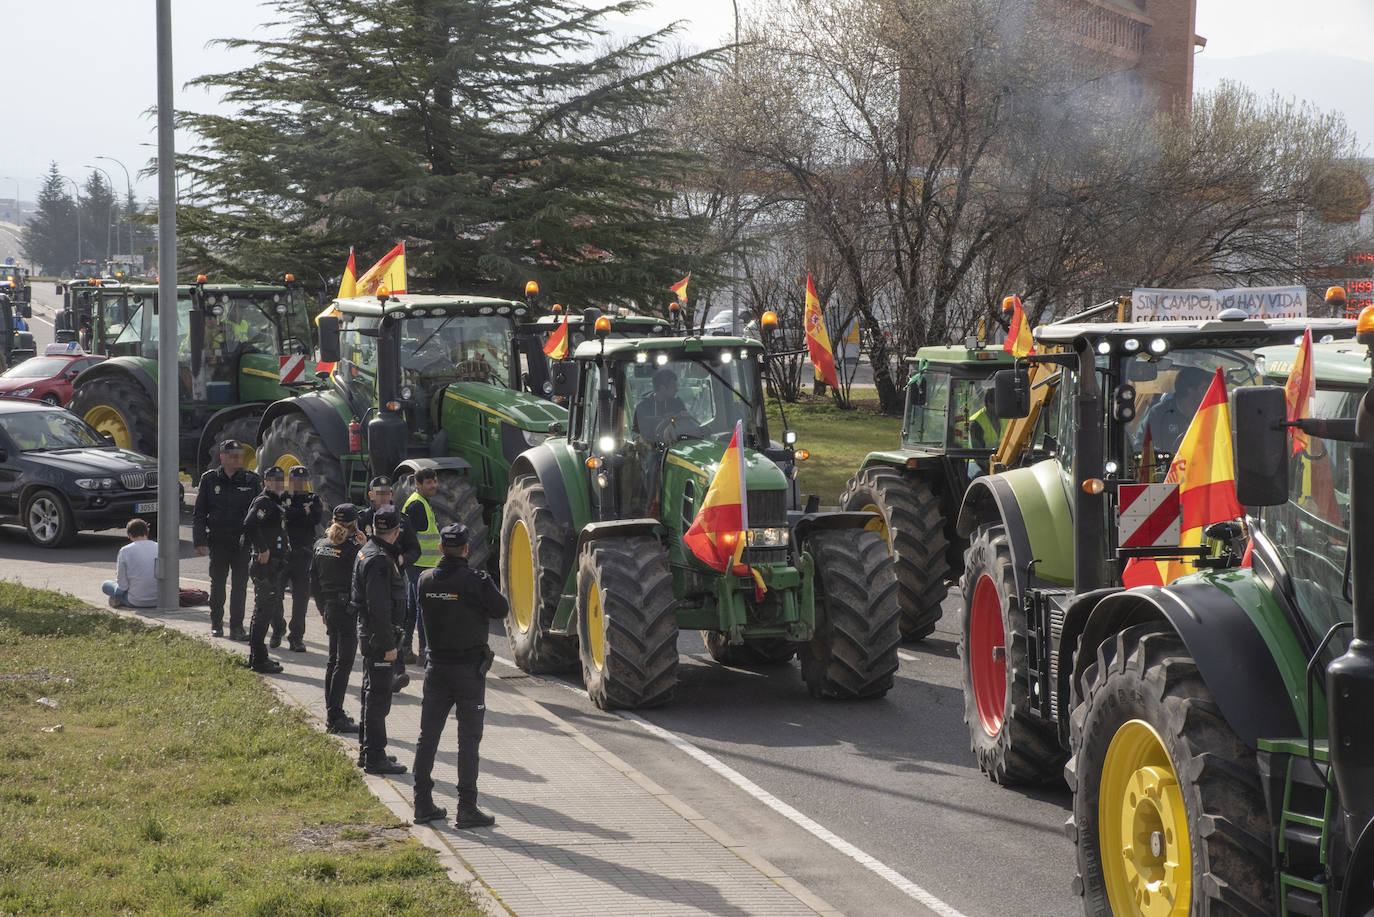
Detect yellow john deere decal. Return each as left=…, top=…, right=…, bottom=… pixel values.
left=443, top=390, right=518, bottom=425
left=243, top=366, right=281, bottom=380
left=665, top=453, right=710, bottom=480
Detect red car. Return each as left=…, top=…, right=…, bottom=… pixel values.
left=0, top=344, right=105, bottom=406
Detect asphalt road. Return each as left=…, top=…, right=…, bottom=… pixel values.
left=0, top=506, right=1081, bottom=917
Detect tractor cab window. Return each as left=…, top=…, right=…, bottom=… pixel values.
left=623, top=351, right=764, bottom=448
left=1262, top=388, right=1357, bottom=664
left=212, top=295, right=278, bottom=355
left=401, top=314, right=514, bottom=391
left=278, top=291, right=314, bottom=356
left=97, top=293, right=139, bottom=356
left=337, top=320, right=379, bottom=406
left=904, top=370, right=948, bottom=448
left=948, top=375, right=1004, bottom=450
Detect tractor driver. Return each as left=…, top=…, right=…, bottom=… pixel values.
left=1135, top=365, right=1211, bottom=455
left=633, top=368, right=690, bottom=441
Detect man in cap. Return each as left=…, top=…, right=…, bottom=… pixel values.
left=280, top=464, right=323, bottom=653
left=193, top=439, right=262, bottom=639
left=400, top=467, right=442, bottom=668
left=1135, top=365, right=1211, bottom=455
left=360, top=475, right=422, bottom=692
left=310, top=502, right=366, bottom=733
left=633, top=368, right=688, bottom=439
left=241, top=466, right=291, bottom=674
left=411, top=522, right=508, bottom=828
left=351, top=505, right=409, bottom=775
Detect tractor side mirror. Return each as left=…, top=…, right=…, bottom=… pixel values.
left=550, top=362, right=577, bottom=398
left=55, top=284, right=64, bottom=294
left=547, top=421, right=566, bottom=436
left=993, top=368, right=1031, bottom=419
left=317, top=316, right=341, bottom=364
left=1233, top=385, right=1289, bottom=507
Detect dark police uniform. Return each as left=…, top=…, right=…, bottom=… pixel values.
left=359, top=476, right=423, bottom=688
left=192, top=441, right=261, bottom=638
left=281, top=467, right=323, bottom=651
left=352, top=506, right=409, bottom=774
left=310, top=502, right=364, bottom=732
left=242, top=473, right=290, bottom=673
left=411, top=523, right=508, bottom=828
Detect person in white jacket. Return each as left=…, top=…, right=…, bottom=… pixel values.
left=102, top=519, right=159, bottom=608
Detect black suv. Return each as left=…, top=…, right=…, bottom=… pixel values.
left=0, top=400, right=159, bottom=546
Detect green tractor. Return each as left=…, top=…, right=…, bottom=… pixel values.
left=840, top=343, right=1015, bottom=641
left=0, top=290, right=35, bottom=370
left=257, top=291, right=567, bottom=569
left=0, top=264, right=31, bottom=306
left=1061, top=330, right=1374, bottom=915
left=65, top=278, right=318, bottom=476
left=519, top=307, right=673, bottom=399
left=499, top=331, right=900, bottom=709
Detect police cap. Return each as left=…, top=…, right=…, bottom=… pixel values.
left=440, top=523, right=469, bottom=547
left=218, top=439, right=244, bottom=454
left=288, top=465, right=310, bottom=479
left=263, top=465, right=286, bottom=481
left=332, top=502, right=359, bottom=523
left=372, top=505, right=401, bottom=533
left=369, top=475, right=393, bottom=490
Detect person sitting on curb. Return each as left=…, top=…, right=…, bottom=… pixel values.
left=102, top=518, right=158, bottom=609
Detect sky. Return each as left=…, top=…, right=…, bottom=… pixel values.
left=5, top=0, right=1374, bottom=205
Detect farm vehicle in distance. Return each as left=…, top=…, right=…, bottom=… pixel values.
left=500, top=330, right=900, bottom=709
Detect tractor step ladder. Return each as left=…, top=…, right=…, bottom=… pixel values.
left=1258, top=738, right=1333, bottom=917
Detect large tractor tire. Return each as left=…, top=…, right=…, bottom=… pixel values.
left=1066, top=622, right=1272, bottom=916
left=258, top=414, right=348, bottom=513
left=575, top=535, right=677, bottom=710
left=798, top=529, right=901, bottom=699
left=201, top=414, right=262, bottom=477
left=701, top=632, right=796, bottom=666
left=69, top=375, right=158, bottom=456
left=958, top=524, right=1065, bottom=784
left=501, top=475, right=579, bottom=673
left=395, top=471, right=489, bottom=570
left=840, top=466, right=950, bottom=641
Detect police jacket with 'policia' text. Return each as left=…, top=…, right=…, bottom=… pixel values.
left=309, top=534, right=362, bottom=607
left=282, top=491, right=323, bottom=548
left=352, top=536, right=407, bottom=656
left=241, top=490, right=291, bottom=560
left=418, top=556, right=509, bottom=665
left=192, top=467, right=261, bottom=547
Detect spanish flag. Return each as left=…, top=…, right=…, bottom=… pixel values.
left=543, top=314, right=570, bottom=359
left=1002, top=295, right=1034, bottom=359
left=1284, top=328, right=1315, bottom=456
left=357, top=242, right=407, bottom=296
left=1285, top=329, right=1341, bottom=523
left=670, top=273, right=690, bottom=303
left=1122, top=368, right=1243, bottom=588
left=804, top=273, right=840, bottom=389
left=683, top=421, right=767, bottom=601
left=338, top=247, right=357, bottom=299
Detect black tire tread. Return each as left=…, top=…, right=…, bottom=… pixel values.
left=69, top=375, right=158, bottom=457
left=840, top=466, right=950, bottom=641
left=258, top=414, right=348, bottom=514
left=957, top=524, right=1065, bottom=785
left=501, top=475, right=579, bottom=673
left=799, top=529, right=901, bottom=699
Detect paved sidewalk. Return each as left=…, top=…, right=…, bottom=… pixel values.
left=6, top=558, right=841, bottom=917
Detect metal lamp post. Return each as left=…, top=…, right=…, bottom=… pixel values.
left=59, top=175, right=83, bottom=272
left=154, top=0, right=179, bottom=612
left=84, top=164, right=116, bottom=262
left=95, top=155, right=134, bottom=260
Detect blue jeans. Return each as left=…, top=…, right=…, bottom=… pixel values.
left=102, top=581, right=128, bottom=604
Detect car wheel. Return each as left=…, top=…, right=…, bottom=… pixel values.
left=24, top=488, right=76, bottom=547
left=40, top=393, right=61, bottom=406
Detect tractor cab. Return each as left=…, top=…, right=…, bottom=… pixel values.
left=0, top=264, right=30, bottom=304
left=520, top=308, right=672, bottom=399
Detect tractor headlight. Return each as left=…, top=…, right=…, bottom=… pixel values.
left=523, top=429, right=550, bottom=447
left=746, top=527, right=790, bottom=547
left=597, top=435, right=616, bottom=453
left=783, top=430, right=797, bottom=445
left=399, top=385, right=414, bottom=401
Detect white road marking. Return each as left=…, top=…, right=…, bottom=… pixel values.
left=494, top=651, right=972, bottom=917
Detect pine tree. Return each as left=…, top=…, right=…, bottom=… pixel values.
left=20, top=163, right=77, bottom=275
left=81, top=171, right=117, bottom=264
left=178, top=0, right=720, bottom=306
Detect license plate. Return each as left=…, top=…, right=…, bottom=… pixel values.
left=135, top=502, right=158, bottom=514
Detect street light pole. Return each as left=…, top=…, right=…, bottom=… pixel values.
left=84, top=164, right=116, bottom=263
left=95, top=155, right=134, bottom=260
left=0, top=175, right=18, bottom=221
left=59, top=175, right=83, bottom=272
left=154, top=0, right=180, bottom=613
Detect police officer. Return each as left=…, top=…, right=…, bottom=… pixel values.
left=411, top=522, right=507, bottom=828
left=360, top=476, right=422, bottom=691
left=310, top=503, right=366, bottom=733
left=193, top=439, right=261, bottom=640
left=279, top=465, right=323, bottom=653
left=242, top=466, right=291, bottom=673
left=352, top=505, right=409, bottom=775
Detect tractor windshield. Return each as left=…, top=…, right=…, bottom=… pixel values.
left=1261, top=387, right=1358, bottom=665
left=623, top=350, right=766, bottom=448
left=904, top=371, right=1003, bottom=451
left=211, top=293, right=287, bottom=355
left=401, top=314, right=514, bottom=388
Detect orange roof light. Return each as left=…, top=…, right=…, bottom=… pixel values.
left=196, top=274, right=208, bottom=283
left=552, top=303, right=563, bottom=312
left=761, top=311, right=778, bottom=329
left=525, top=280, right=540, bottom=296
left=668, top=301, right=681, bottom=313
left=284, top=273, right=295, bottom=282
left=1357, top=304, right=1374, bottom=338
left=1327, top=286, right=1348, bottom=303
left=1001, top=295, right=1018, bottom=313
left=594, top=316, right=612, bottom=335
left=377, top=284, right=390, bottom=299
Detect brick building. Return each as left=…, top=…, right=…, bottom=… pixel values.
left=1057, top=0, right=1204, bottom=116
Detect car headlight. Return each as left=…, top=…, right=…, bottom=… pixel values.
left=746, top=527, right=790, bottom=547
left=10, top=387, right=34, bottom=397
left=523, top=430, right=550, bottom=447
left=75, top=477, right=116, bottom=490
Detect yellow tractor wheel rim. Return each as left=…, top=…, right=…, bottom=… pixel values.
left=239, top=443, right=260, bottom=472
left=509, top=520, right=535, bottom=634
left=268, top=450, right=303, bottom=478
left=862, top=502, right=890, bottom=550
left=1100, top=719, right=1191, bottom=917
left=84, top=405, right=131, bottom=449
left=587, top=583, right=606, bottom=672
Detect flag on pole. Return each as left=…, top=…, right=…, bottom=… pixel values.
left=1284, top=328, right=1315, bottom=456
left=803, top=273, right=840, bottom=389
left=357, top=242, right=407, bottom=296
left=338, top=247, right=357, bottom=299
left=1122, top=368, right=1244, bottom=588
left=682, top=421, right=767, bottom=601
left=670, top=273, right=690, bottom=303
left=543, top=314, right=570, bottom=359
left=1284, top=328, right=1341, bottom=522
left=1002, top=295, right=1034, bottom=359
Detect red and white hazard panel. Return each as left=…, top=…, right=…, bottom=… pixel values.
left=1116, top=483, right=1181, bottom=548
left=279, top=354, right=308, bottom=383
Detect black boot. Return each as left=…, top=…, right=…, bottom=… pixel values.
left=453, top=805, right=495, bottom=829
left=413, top=800, right=448, bottom=824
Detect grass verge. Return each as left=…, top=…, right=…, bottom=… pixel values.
left=767, top=397, right=903, bottom=504
left=0, top=582, right=481, bottom=916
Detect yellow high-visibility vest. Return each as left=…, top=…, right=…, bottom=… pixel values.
left=403, top=491, right=441, bottom=568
